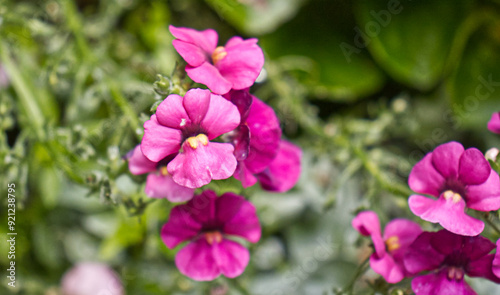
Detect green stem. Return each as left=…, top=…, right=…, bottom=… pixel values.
left=230, top=278, right=251, bottom=295
left=337, top=254, right=371, bottom=294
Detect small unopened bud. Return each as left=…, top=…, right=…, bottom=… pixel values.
left=486, top=148, right=499, bottom=162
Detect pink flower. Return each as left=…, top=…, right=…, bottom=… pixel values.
left=408, top=141, right=500, bottom=236
left=224, top=90, right=282, bottom=187
left=141, top=88, right=240, bottom=188
left=61, top=262, right=124, bottom=295
left=352, top=211, right=422, bottom=283
left=404, top=230, right=500, bottom=295
left=126, top=145, right=194, bottom=202
left=488, top=112, right=500, bottom=134
left=169, top=26, right=264, bottom=95
left=255, top=140, right=302, bottom=192
left=161, top=190, right=261, bottom=281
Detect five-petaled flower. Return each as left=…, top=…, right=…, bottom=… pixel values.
left=141, top=88, right=241, bottom=188
left=408, top=141, right=500, bottom=236
left=126, top=145, right=194, bottom=202
left=161, top=190, right=261, bottom=281
left=352, top=211, right=422, bottom=283
left=404, top=230, right=500, bottom=295
left=169, top=25, right=265, bottom=95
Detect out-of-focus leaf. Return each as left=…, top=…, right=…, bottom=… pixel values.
left=447, top=20, right=500, bottom=130
left=356, top=0, right=473, bottom=90
left=261, top=0, right=385, bottom=101
left=33, top=223, right=63, bottom=269
left=205, top=0, right=305, bottom=35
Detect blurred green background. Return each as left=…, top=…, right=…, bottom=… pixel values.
left=2, top=0, right=500, bottom=294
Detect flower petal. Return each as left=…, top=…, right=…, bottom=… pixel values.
left=233, top=161, right=258, bottom=188
left=141, top=115, right=182, bottom=162
left=492, top=239, right=500, bottom=279
left=217, top=37, right=264, bottom=90
left=404, top=232, right=444, bottom=274
left=408, top=194, right=484, bottom=236
left=409, top=153, right=445, bottom=197
left=467, top=170, right=500, bottom=211
left=161, top=206, right=203, bottom=249
left=145, top=173, right=194, bottom=202
left=213, top=239, right=250, bottom=278
left=383, top=219, right=422, bottom=261
left=256, top=140, right=302, bottom=193
left=217, top=192, right=261, bottom=243
left=126, top=145, right=158, bottom=175
left=169, top=25, right=217, bottom=54
left=186, top=62, right=232, bottom=95
left=182, top=88, right=211, bottom=126
left=369, top=253, right=404, bottom=284
left=175, top=238, right=220, bottom=281
left=156, top=94, right=191, bottom=129
left=468, top=254, right=500, bottom=283
left=168, top=141, right=237, bottom=188
left=488, top=112, right=500, bottom=134
left=200, top=93, right=241, bottom=139
left=459, top=148, right=491, bottom=185
left=172, top=39, right=208, bottom=67
left=352, top=211, right=385, bottom=259
left=411, top=271, right=477, bottom=295
left=431, top=141, right=464, bottom=180
left=244, top=97, right=282, bottom=173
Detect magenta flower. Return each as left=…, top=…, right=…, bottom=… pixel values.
left=161, top=190, right=261, bottom=281
left=408, top=141, right=500, bottom=236
left=352, top=211, right=422, bottom=283
left=169, top=25, right=264, bottom=95
left=61, top=262, right=124, bottom=295
left=224, top=90, right=282, bottom=188
left=488, top=112, right=500, bottom=134
left=126, top=145, right=194, bottom=202
left=141, top=88, right=240, bottom=188
left=255, top=140, right=302, bottom=192
left=492, top=238, right=500, bottom=279
left=404, top=230, right=500, bottom=295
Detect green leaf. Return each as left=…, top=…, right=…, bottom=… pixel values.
left=205, top=0, right=305, bottom=35
left=356, top=0, right=474, bottom=90
left=447, top=18, right=500, bottom=130
left=260, top=0, right=385, bottom=101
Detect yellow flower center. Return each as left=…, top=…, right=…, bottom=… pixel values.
left=443, top=190, right=462, bottom=203
left=186, top=134, right=209, bottom=149
left=205, top=231, right=223, bottom=245
left=212, top=46, right=227, bottom=65
left=385, top=236, right=400, bottom=252
left=159, top=166, right=169, bottom=176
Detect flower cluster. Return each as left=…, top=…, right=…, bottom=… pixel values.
left=126, top=26, right=301, bottom=281
left=353, top=120, right=500, bottom=294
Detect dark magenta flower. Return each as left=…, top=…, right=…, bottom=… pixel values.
left=404, top=230, right=500, bottom=295
left=408, top=141, right=500, bottom=236
left=126, top=145, right=194, bottom=202
left=141, top=88, right=240, bottom=188
left=352, top=211, right=422, bottom=283
left=161, top=190, right=261, bottom=281
left=169, top=26, right=264, bottom=95
left=488, top=112, right=500, bottom=134
left=492, top=238, right=500, bottom=279
left=255, top=140, right=302, bottom=192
